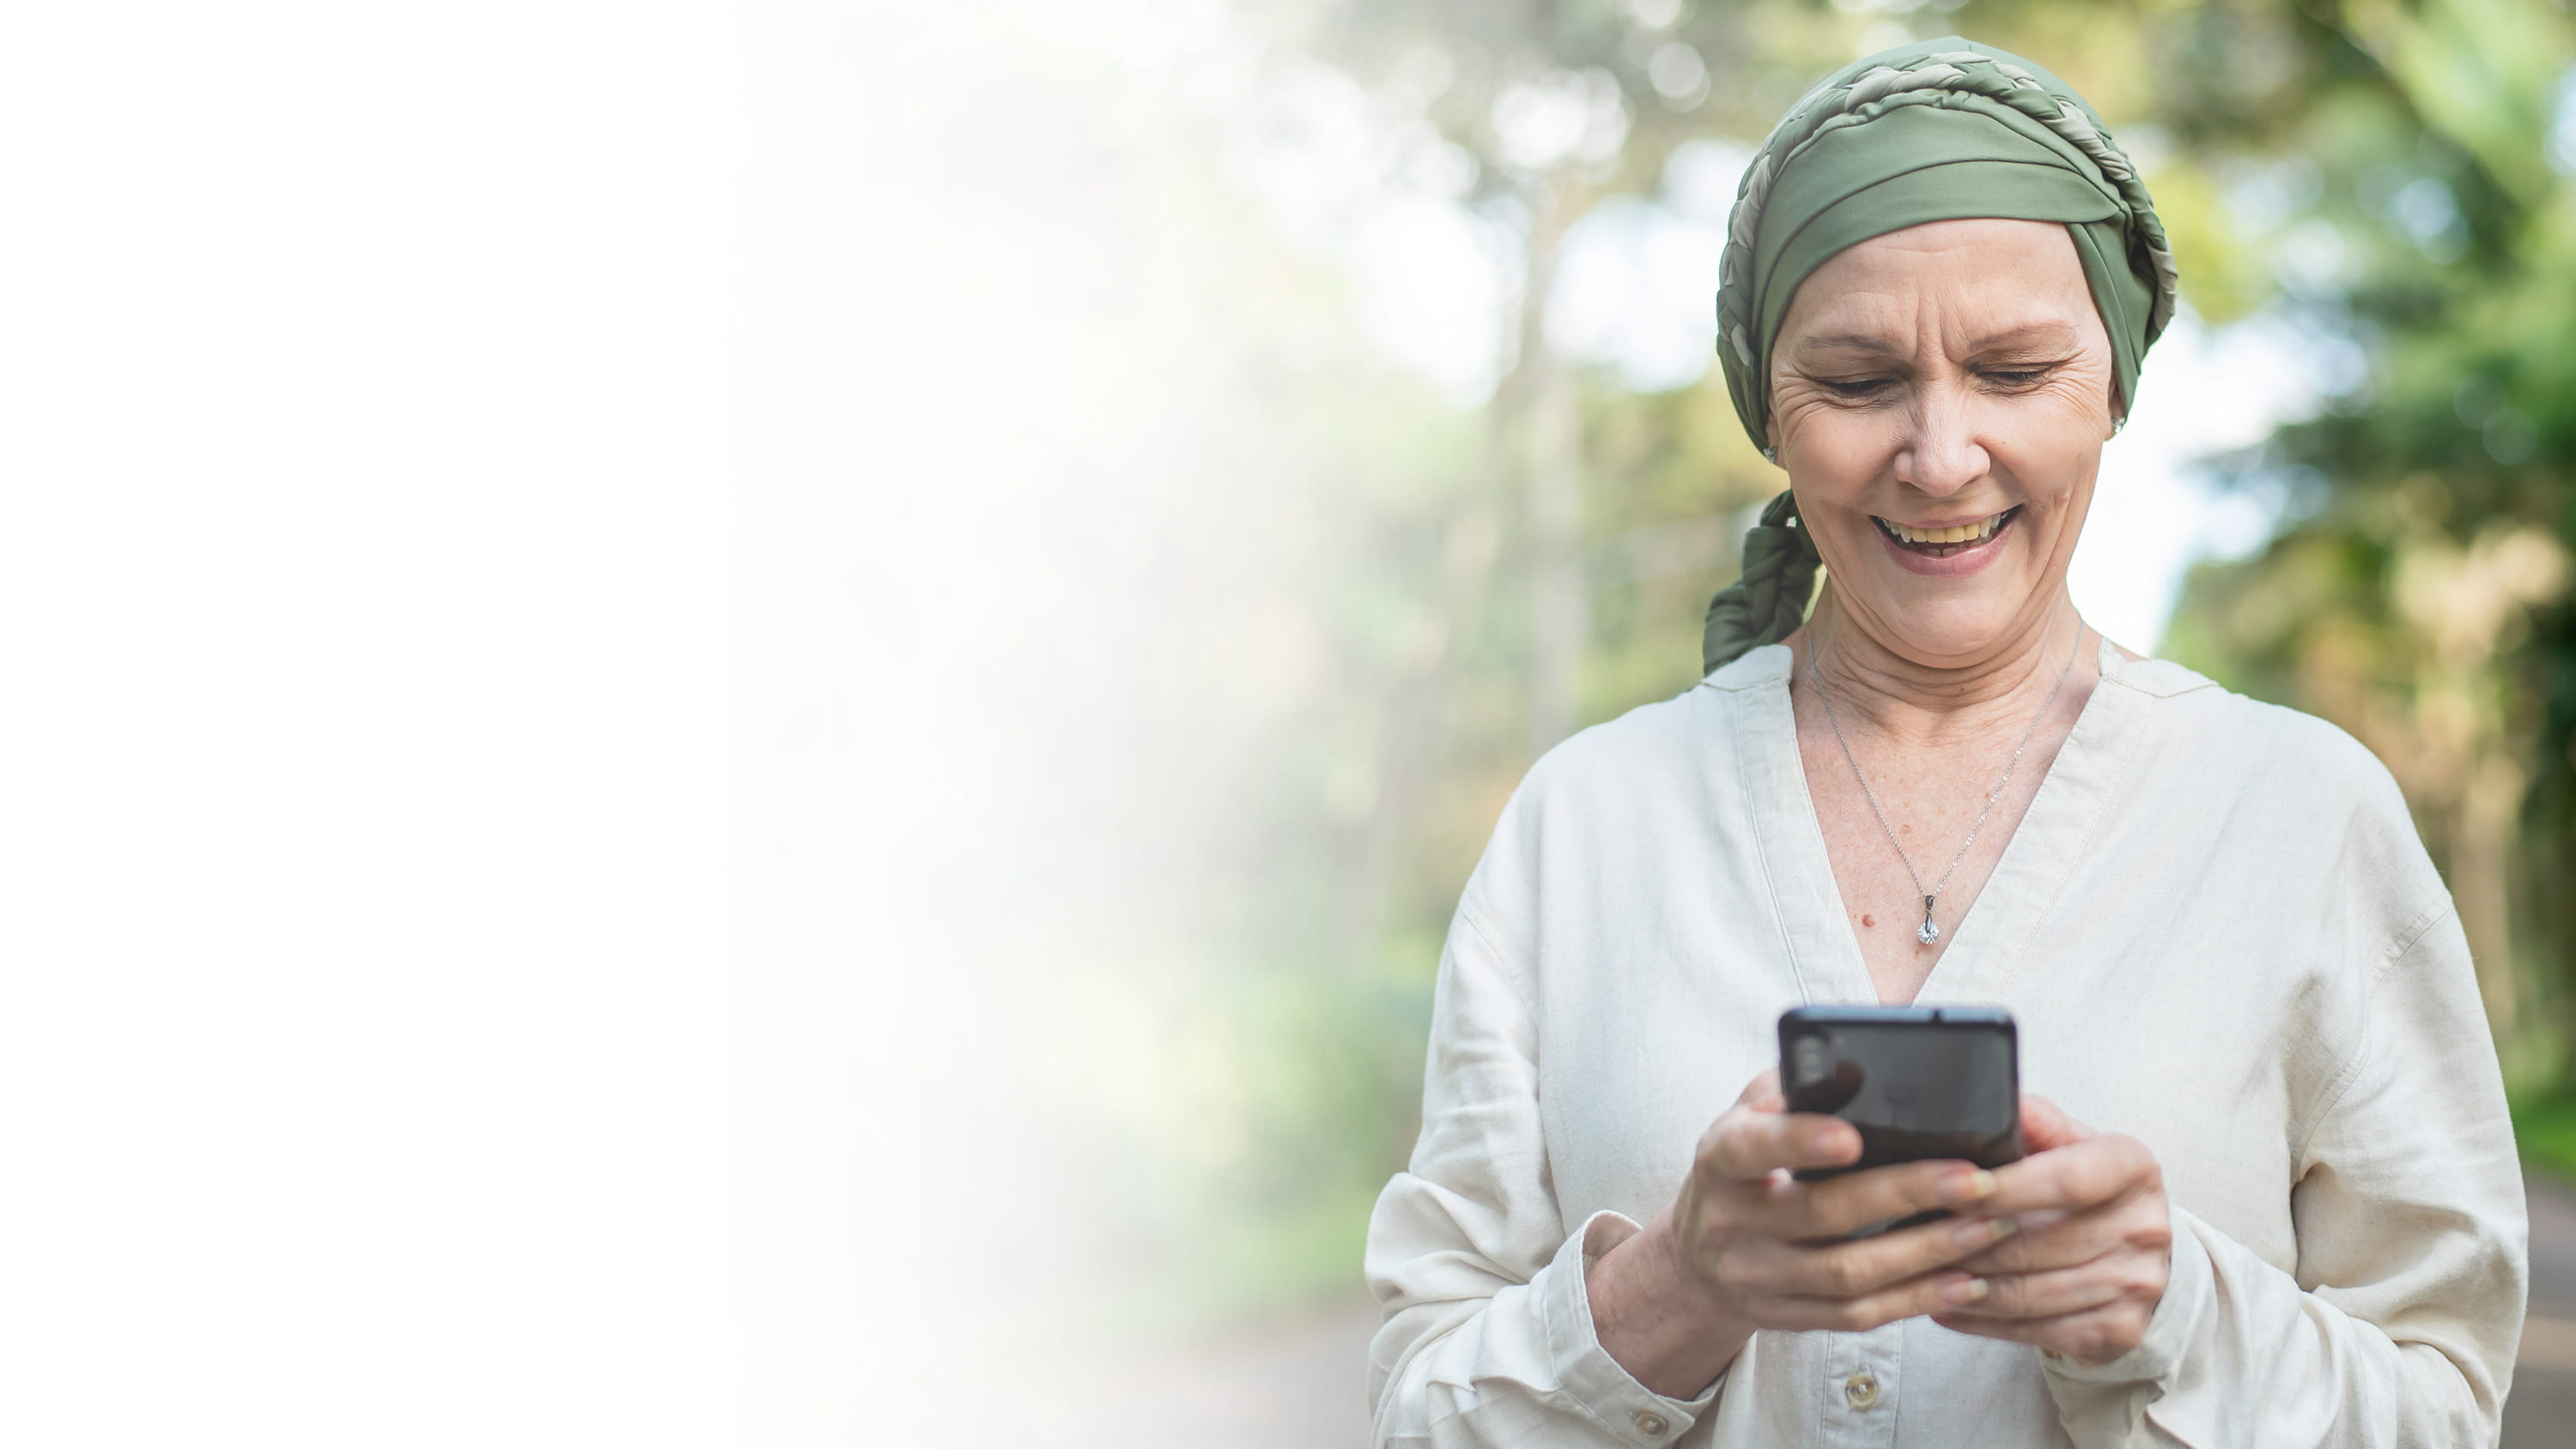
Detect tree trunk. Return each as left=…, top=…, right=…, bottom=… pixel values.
left=1511, top=170, right=1589, bottom=755
left=2457, top=750, right=2524, bottom=1035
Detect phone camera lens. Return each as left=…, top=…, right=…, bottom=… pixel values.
left=1792, top=1034, right=1828, bottom=1085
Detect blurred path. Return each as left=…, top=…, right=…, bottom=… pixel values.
left=1053, top=1297, right=1378, bottom=1448
left=2505, top=1168, right=2576, bottom=1447
left=1089, top=1171, right=2574, bottom=1446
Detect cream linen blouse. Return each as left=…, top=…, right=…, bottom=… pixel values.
left=1365, top=641, right=2526, bottom=1447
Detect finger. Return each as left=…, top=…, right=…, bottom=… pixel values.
left=2017, top=1094, right=2093, bottom=1153
left=1726, top=1211, right=2021, bottom=1298
left=1767, top=1157, right=2002, bottom=1238
left=1932, top=1259, right=2138, bottom=1320
left=1956, top=1201, right=2165, bottom=1276
left=1982, top=1133, right=2160, bottom=1216
left=1762, top=1270, right=1992, bottom=1332
left=1699, top=1107, right=1860, bottom=1180
left=1933, top=1300, right=2154, bottom=1368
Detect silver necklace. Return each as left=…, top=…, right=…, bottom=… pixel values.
left=1807, top=621, right=2082, bottom=947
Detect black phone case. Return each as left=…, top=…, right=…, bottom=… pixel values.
left=1777, top=1005, right=2025, bottom=1182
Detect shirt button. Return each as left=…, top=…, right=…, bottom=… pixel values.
left=1632, top=1410, right=1670, bottom=1436
left=1844, top=1368, right=1880, bottom=1410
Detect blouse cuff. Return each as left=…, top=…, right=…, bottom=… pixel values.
left=1537, top=1210, right=1722, bottom=1446
left=2041, top=1200, right=2214, bottom=1391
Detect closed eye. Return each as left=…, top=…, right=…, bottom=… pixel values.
left=1820, top=377, right=1893, bottom=398
left=1978, top=361, right=2069, bottom=389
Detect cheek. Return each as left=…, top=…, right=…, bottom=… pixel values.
left=1990, top=394, right=2109, bottom=507
left=1772, top=396, right=1895, bottom=482
left=2025, top=374, right=2117, bottom=450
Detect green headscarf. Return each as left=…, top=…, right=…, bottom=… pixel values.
left=1698, top=37, right=2178, bottom=676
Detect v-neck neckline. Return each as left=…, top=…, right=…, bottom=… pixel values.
left=1730, top=636, right=2154, bottom=1008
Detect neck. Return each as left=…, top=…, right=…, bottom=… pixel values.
left=1797, top=587, right=2089, bottom=741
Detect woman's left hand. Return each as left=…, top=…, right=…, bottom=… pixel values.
left=1934, top=1094, right=2172, bottom=1367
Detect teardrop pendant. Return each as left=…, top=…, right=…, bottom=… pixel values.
left=1917, top=896, right=1940, bottom=945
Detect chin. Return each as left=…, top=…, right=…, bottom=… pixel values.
left=1868, top=597, right=2032, bottom=664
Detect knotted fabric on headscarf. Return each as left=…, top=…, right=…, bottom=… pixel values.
left=1698, top=37, right=2178, bottom=675
left=1701, top=489, right=1820, bottom=676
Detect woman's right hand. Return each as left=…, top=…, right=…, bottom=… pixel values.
left=1589, top=1070, right=2016, bottom=1397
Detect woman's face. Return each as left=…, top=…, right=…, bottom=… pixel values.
left=1768, top=217, right=2117, bottom=666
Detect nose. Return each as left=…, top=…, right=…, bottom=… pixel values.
left=1894, top=381, right=1989, bottom=497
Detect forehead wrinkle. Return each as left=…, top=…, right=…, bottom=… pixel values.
left=1961, top=321, right=2082, bottom=349
left=1783, top=230, right=2094, bottom=347
left=1953, top=321, right=2098, bottom=367
left=1787, top=311, right=2090, bottom=363
left=1792, top=331, right=1905, bottom=355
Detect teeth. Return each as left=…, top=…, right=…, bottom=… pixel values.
left=1885, top=512, right=2008, bottom=546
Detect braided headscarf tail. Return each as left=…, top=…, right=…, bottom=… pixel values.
left=1702, top=489, right=1821, bottom=676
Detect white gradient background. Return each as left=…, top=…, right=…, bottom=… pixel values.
left=2, top=5, right=745, bottom=1445
left=0, top=4, right=2312, bottom=1445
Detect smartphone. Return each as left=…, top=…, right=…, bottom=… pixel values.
left=1777, top=1005, right=2024, bottom=1183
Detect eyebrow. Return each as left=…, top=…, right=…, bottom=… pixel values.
left=1789, top=323, right=2081, bottom=355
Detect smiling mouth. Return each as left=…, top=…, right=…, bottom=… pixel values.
left=1873, top=506, right=2020, bottom=557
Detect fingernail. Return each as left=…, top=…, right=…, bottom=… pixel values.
left=1938, top=1169, right=1997, bottom=1204
left=1953, top=1217, right=1996, bottom=1251
left=1990, top=1216, right=2020, bottom=1240
left=1943, top=1277, right=1990, bottom=1306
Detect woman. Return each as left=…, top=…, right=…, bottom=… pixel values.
left=1365, top=39, right=2525, bottom=1447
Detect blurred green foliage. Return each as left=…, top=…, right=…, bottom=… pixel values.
left=2514, top=1090, right=2576, bottom=1182
left=2160, top=0, right=2576, bottom=1089
left=1120, top=0, right=2576, bottom=1321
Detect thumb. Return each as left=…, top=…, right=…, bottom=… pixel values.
left=1739, top=1068, right=1785, bottom=1113
left=2020, top=1093, right=2094, bottom=1152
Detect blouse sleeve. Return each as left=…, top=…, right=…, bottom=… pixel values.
left=1364, top=903, right=1720, bottom=1447
left=2041, top=903, right=2528, bottom=1446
